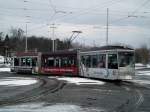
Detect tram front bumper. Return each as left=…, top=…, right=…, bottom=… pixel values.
left=118, top=68, right=135, bottom=80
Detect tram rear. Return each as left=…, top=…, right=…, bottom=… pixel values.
left=11, top=52, right=39, bottom=74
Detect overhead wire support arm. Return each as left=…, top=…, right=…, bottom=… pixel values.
left=67, top=31, right=82, bottom=49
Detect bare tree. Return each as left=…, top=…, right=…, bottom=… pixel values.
left=135, top=45, right=149, bottom=64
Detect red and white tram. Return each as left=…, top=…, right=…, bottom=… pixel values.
left=11, top=45, right=135, bottom=80
left=11, top=51, right=78, bottom=76
left=39, top=51, right=78, bottom=75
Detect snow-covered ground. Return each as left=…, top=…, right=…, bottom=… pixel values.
left=0, top=63, right=10, bottom=72
left=132, top=67, right=150, bottom=85
left=0, top=55, right=4, bottom=63
left=52, top=77, right=105, bottom=85
left=131, top=79, right=150, bottom=85
left=137, top=71, right=150, bottom=76
left=0, top=67, right=10, bottom=72
left=135, top=63, right=150, bottom=70
left=0, top=103, right=103, bottom=112
left=0, top=77, right=37, bottom=86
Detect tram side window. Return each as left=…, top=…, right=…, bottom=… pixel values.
left=55, top=58, right=60, bottom=67
left=47, top=57, right=54, bottom=67
left=42, top=57, right=47, bottom=67
left=81, top=56, right=87, bottom=67
left=61, top=57, right=68, bottom=67
left=14, top=58, right=19, bottom=66
left=85, top=55, right=91, bottom=67
left=81, top=56, right=85, bottom=65
left=97, top=54, right=106, bottom=68
left=26, top=58, right=31, bottom=66
left=108, top=54, right=118, bottom=69
left=21, top=58, right=26, bottom=66
left=92, top=55, right=98, bottom=68
left=68, top=56, right=76, bottom=67
left=32, top=58, right=37, bottom=67
left=60, top=56, right=76, bottom=67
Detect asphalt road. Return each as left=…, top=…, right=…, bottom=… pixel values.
left=0, top=71, right=149, bottom=112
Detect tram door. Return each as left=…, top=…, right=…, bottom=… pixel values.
left=80, top=55, right=88, bottom=77
left=107, top=53, right=118, bottom=79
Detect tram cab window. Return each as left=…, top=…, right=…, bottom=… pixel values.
left=47, top=57, right=54, bottom=67
left=119, top=52, right=134, bottom=67
left=97, top=54, right=106, bottom=68
left=21, top=58, right=26, bottom=66
left=14, top=58, right=19, bottom=66
left=108, top=54, right=118, bottom=69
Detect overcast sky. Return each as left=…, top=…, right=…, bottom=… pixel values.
left=0, top=0, right=150, bottom=48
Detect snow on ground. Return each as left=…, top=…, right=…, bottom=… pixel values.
left=0, top=103, right=104, bottom=112
left=0, top=77, right=37, bottom=86
left=135, top=63, right=150, bottom=70
left=131, top=79, right=150, bottom=85
left=0, top=67, right=10, bottom=72
left=0, top=63, right=10, bottom=72
left=0, top=55, right=4, bottom=64
left=137, top=71, right=150, bottom=76
left=132, top=69, right=150, bottom=85
left=52, top=77, right=105, bottom=85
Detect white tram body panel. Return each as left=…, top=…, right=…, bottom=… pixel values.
left=79, top=47, right=135, bottom=80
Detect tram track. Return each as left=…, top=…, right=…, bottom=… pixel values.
left=109, top=81, right=144, bottom=112
left=0, top=76, right=66, bottom=107
left=0, top=72, right=146, bottom=112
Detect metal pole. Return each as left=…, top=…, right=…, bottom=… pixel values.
left=52, top=24, right=55, bottom=52
left=25, top=23, right=28, bottom=52
left=106, top=8, right=109, bottom=46
left=50, top=23, right=56, bottom=52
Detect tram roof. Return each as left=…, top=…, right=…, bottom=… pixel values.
left=41, top=50, right=77, bottom=56
left=14, top=52, right=39, bottom=56
left=13, top=46, right=133, bottom=57
left=13, top=50, right=77, bottom=57
left=81, top=45, right=134, bottom=52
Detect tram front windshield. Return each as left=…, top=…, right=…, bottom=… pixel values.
left=118, top=52, right=134, bottom=68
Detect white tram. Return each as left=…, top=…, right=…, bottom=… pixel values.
left=79, top=46, right=135, bottom=80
